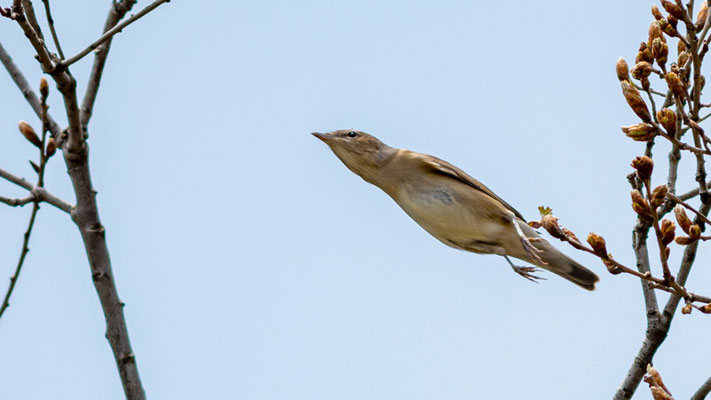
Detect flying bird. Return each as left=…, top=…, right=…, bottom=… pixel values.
left=312, top=129, right=599, bottom=290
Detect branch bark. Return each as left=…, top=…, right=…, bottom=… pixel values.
left=80, top=0, right=137, bottom=130
left=0, top=41, right=61, bottom=137
left=691, top=375, right=711, bottom=400
left=0, top=0, right=172, bottom=397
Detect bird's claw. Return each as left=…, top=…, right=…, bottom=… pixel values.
left=520, top=236, right=546, bottom=264
left=511, top=265, right=547, bottom=283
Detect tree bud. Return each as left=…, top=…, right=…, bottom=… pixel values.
left=621, top=81, right=652, bottom=122
left=18, top=120, right=41, bottom=148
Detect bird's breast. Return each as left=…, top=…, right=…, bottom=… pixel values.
left=390, top=183, right=481, bottom=238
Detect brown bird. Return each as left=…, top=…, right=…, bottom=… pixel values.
left=312, top=129, right=599, bottom=290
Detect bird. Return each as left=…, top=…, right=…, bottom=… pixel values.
left=312, top=129, right=599, bottom=290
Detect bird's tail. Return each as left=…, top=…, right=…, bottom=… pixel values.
left=532, top=240, right=599, bottom=290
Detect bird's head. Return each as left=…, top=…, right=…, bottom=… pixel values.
left=312, top=130, right=393, bottom=183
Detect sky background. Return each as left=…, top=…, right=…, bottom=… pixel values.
left=0, top=0, right=710, bottom=399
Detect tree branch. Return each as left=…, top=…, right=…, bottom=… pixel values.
left=663, top=202, right=711, bottom=318
left=81, top=0, right=137, bottom=130
left=0, top=167, right=72, bottom=213
left=20, top=0, right=43, bottom=42
left=40, top=0, right=64, bottom=59
left=61, top=0, right=170, bottom=68
left=64, top=152, right=145, bottom=399
left=0, top=41, right=61, bottom=137
left=691, top=374, right=711, bottom=400
left=0, top=201, right=40, bottom=319
left=0, top=194, right=34, bottom=207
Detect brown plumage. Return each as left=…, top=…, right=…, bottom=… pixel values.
left=313, top=129, right=599, bottom=290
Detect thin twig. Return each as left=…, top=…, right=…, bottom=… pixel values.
left=0, top=167, right=72, bottom=213
left=0, top=85, right=50, bottom=321
left=81, top=0, right=137, bottom=130
left=41, top=0, right=64, bottom=59
left=61, top=0, right=170, bottom=68
left=666, top=192, right=711, bottom=225
left=0, top=41, right=61, bottom=137
left=0, top=201, right=40, bottom=319
left=0, top=194, right=34, bottom=207
left=20, top=0, right=43, bottom=41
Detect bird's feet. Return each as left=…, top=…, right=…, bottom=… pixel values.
left=520, top=236, right=546, bottom=265
left=504, top=255, right=547, bottom=283
left=510, top=265, right=547, bottom=283
left=507, top=212, right=546, bottom=265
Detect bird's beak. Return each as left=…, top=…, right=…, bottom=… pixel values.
left=311, top=132, right=333, bottom=143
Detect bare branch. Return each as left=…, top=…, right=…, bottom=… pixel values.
left=691, top=374, right=711, bottom=400
left=0, top=201, right=40, bottom=319
left=633, top=222, right=660, bottom=316
left=20, top=0, right=43, bottom=41
left=81, top=0, right=137, bottom=129
left=0, top=194, right=34, bottom=207
left=613, top=320, right=669, bottom=399
left=61, top=0, right=170, bottom=68
left=0, top=41, right=61, bottom=137
left=40, top=0, right=64, bottom=59
left=0, top=167, right=72, bottom=213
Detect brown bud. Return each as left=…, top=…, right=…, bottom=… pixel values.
left=541, top=214, right=564, bottom=239
left=650, top=386, right=673, bottom=400
left=649, top=21, right=664, bottom=44
left=631, top=189, right=652, bottom=219
left=675, top=235, right=694, bottom=245
left=652, top=4, right=664, bottom=20
left=636, top=42, right=655, bottom=64
left=678, top=51, right=690, bottom=67
left=651, top=37, right=668, bottom=67
left=603, top=257, right=623, bottom=274
left=528, top=221, right=542, bottom=229
left=678, top=38, right=687, bottom=55
left=631, top=155, right=654, bottom=181
left=616, top=57, right=630, bottom=82
left=697, top=0, right=709, bottom=31
left=39, top=78, right=48, bottom=99
left=666, top=71, right=685, bottom=98
left=562, top=228, right=581, bottom=244
left=682, top=303, right=693, bottom=314
left=689, top=224, right=701, bottom=240
left=18, top=120, right=42, bottom=148
left=621, top=81, right=652, bottom=122
left=661, top=18, right=678, bottom=36
left=674, top=205, right=693, bottom=233
left=45, top=137, right=57, bottom=157
left=651, top=185, right=669, bottom=208
left=631, top=61, right=653, bottom=80
left=688, top=119, right=705, bottom=137
left=661, top=0, right=685, bottom=20
left=621, top=123, right=657, bottom=141
left=700, top=303, right=711, bottom=313
left=660, top=218, right=676, bottom=246
left=656, top=108, right=676, bottom=133
left=587, top=233, right=608, bottom=257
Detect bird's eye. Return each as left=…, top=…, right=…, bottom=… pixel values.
left=347, top=131, right=358, bottom=138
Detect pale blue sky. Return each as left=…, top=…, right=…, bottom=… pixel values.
left=1, top=1, right=710, bottom=399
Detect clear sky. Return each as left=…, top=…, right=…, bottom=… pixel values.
left=1, top=0, right=710, bottom=399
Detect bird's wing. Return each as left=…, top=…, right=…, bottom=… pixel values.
left=419, top=155, right=526, bottom=221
